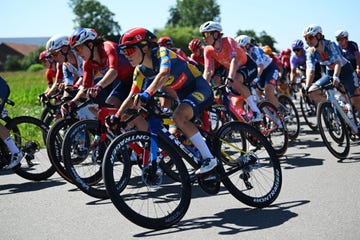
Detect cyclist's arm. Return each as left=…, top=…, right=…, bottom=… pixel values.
left=290, top=67, right=297, bottom=82
left=95, top=68, right=118, bottom=89
left=227, top=57, right=240, bottom=80
left=305, top=68, right=315, bottom=88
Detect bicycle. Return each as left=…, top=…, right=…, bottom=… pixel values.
left=217, top=84, right=289, bottom=156
left=102, top=96, right=282, bottom=229
left=316, top=82, right=360, bottom=159
left=0, top=98, right=54, bottom=181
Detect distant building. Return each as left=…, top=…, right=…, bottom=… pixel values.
left=0, top=40, right=43, bottom=71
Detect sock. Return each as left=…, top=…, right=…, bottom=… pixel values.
left=189, top=132, right=213, bottom=160
left=4, top=136, right=20, bottom=154
left=246, top=95, right=261, bottom=113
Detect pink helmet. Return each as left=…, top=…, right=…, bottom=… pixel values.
left=188, top=39, right=202, bottom=52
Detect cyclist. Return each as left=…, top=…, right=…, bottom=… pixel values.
left=68, top=28, right=134, bottom=109
left=157, top=36, right=192, bottom=63
left=199, top=21, right=262, bottom=121
left=290, top=39, right=323, bottom=88
left=236, top=35, right=286, bottom=114
left=303, top=24, right=360, bottom=113
left=46, top=34, right=84, bottom=99
left=108, top=27, right=218, bottom=174
left=335, top=30, right=360, bottom=77
left=39, top=50, right=57, bottom=94
left=0, top=76, right=23, bottom=169
left=188, top=38, right=227, bottom=88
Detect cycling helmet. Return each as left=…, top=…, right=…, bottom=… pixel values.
left=291, top=39, right=304, bottom=50
left=303, top=24, right=323, bottom=37
left=199, top=21, right=222, bottom=33
left=235, top=35, right=251, bottom=47
left=69, top=28, right=97, bottom=48
left=46, top=35, right=69, bottom=52
left=157, top=36, right=173, bottom=47
left=119, top=27, right=157, bottom=48
left=262, top=45, right=273, bottom=56
left=39, top=50, right=50, bottom=61
left=188, top=39, right=202, bottom=52
left=335, top=30, right=349, bottom=39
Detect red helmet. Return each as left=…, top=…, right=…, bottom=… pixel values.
left=119, top=27, right=157, bottom=48
left=188, top=39, right=202, bottom=52
left=39, top=50, right=50, bottom=61
left=157, top=36, right=173, bottom=47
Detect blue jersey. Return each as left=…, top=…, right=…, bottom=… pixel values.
left=338, top=40, right=359, bottom=70
left=306, top=39, right=349, bottom=71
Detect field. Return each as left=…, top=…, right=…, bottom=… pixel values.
left=1, top=71, right=47, bottom=119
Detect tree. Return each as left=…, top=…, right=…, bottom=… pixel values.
left=236, top=29, right=278, bottom=52
left=68, top=0, right=121, bottom=41
left=167, top=0, right=221, bottom=28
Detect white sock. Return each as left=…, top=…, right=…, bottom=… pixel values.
left=189, top=132, right=213, bottom=160
left=4, top=136, right=20, bottom=154
left=246, top=95, right=261, bottom=113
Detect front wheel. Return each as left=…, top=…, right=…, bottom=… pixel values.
left=103, top=130, right=191, bottom=230
left=278, top=95, right=300, bottom=140
left=317, top=101, right=350, bottom=159
left=214, top=122, right=282, bottom=208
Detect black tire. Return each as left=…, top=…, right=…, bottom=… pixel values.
left=103, top=131, right=191, bottom=230
left=6, top=116, right=55, bottom=181
left=214, top=122, right=282, bottom=208
left=257, top=101, right=288, bottom=157
left=46, top=117, right=78, bottom=183
left=317, top=101, right=350, bottom=159
left=62, top=119, right=112, bottom=199
left=300, top=93, right=318, bottom=130
left=278, top=95, right=300, bottom=140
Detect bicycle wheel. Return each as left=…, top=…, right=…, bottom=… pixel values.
left=103, top=130, right=191, bottom=230
left=214, top=121, right=282, bottom=208
left=300, top=93, right=318, bottom=130
left=317, top=101, right=350, bottom=159
left=6, top=116, right=55, bottom=181
left=278, top=95, right=300, bottom=140
left=62, top=119, right=113, bottom=199
left=46, top=117, right=78, bottom=183
left=257, top=101, right=288, bottom=157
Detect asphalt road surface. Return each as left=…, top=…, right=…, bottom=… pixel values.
left=1, top=120, right=360, bottom=240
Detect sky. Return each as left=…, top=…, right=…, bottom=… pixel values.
left=1, top=0, right=359, bottom=50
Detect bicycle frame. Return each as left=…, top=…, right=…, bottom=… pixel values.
left=324, top=85, right=358, bottom=134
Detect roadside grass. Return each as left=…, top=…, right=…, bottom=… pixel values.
left=1, top=70, right=47, bottom=118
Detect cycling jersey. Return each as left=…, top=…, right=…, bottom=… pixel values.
left=62, top=51, right=84, bottom=86
left=290, top=49, right=306, bottom=70
left=0, top=76, right=10, bottom=114
left=131, top=47, right=214, bottom=117
left=247, top=46, right=272, bottom=69
left=82, top=41, right=134, bottom=88
left=203, top=37, right=247, bottom=71
left=338, top=40, right=359, bottom=70
left=45, top=68, right=56, bottom=85
left=306, top=39, right=349, bottom=71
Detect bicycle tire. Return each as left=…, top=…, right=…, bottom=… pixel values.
left=317, top=101, right=350, bottom=159
left=103, top=130, right=191, bottom=230
left=214, top=121, right=282, bottom=208
left=62, top=119, right=112, bottom=199
left=278, top=95, right=300, bottom=140
left=46, top=117, right=78, bottom=183
left=257, top=101, right=288, bottom=157
left=6, top=116, right=55, bottom=181
left=300, top=93, right=318, bottom=130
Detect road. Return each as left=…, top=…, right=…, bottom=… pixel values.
left=1, top=119, right=360, bottom=240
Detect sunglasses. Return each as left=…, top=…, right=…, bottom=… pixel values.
left=293, top=48, right=302, bottom=52
left=123, top=46, right=137, bottom=57
left=336, top=37, right=344, bottom=42
left=202, top=32, right=212, bottom=39
left=304, top=35, right=315, bottom=42
left=74, top=45, right=83, bottom=53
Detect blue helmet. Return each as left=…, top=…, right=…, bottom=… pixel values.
left=291, top=39, right=304, bottom=50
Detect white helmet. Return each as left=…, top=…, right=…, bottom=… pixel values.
left=46, top=35, right=69, bottom=52
left=335, top=30, right=348, bottom=39
left=235, top=35, right=251, bottom=47
left=199, top=21, right=222, bottom=33
left=69, top=28, right=98, bottom=48
left=303, top=24, right=323, bottom=37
